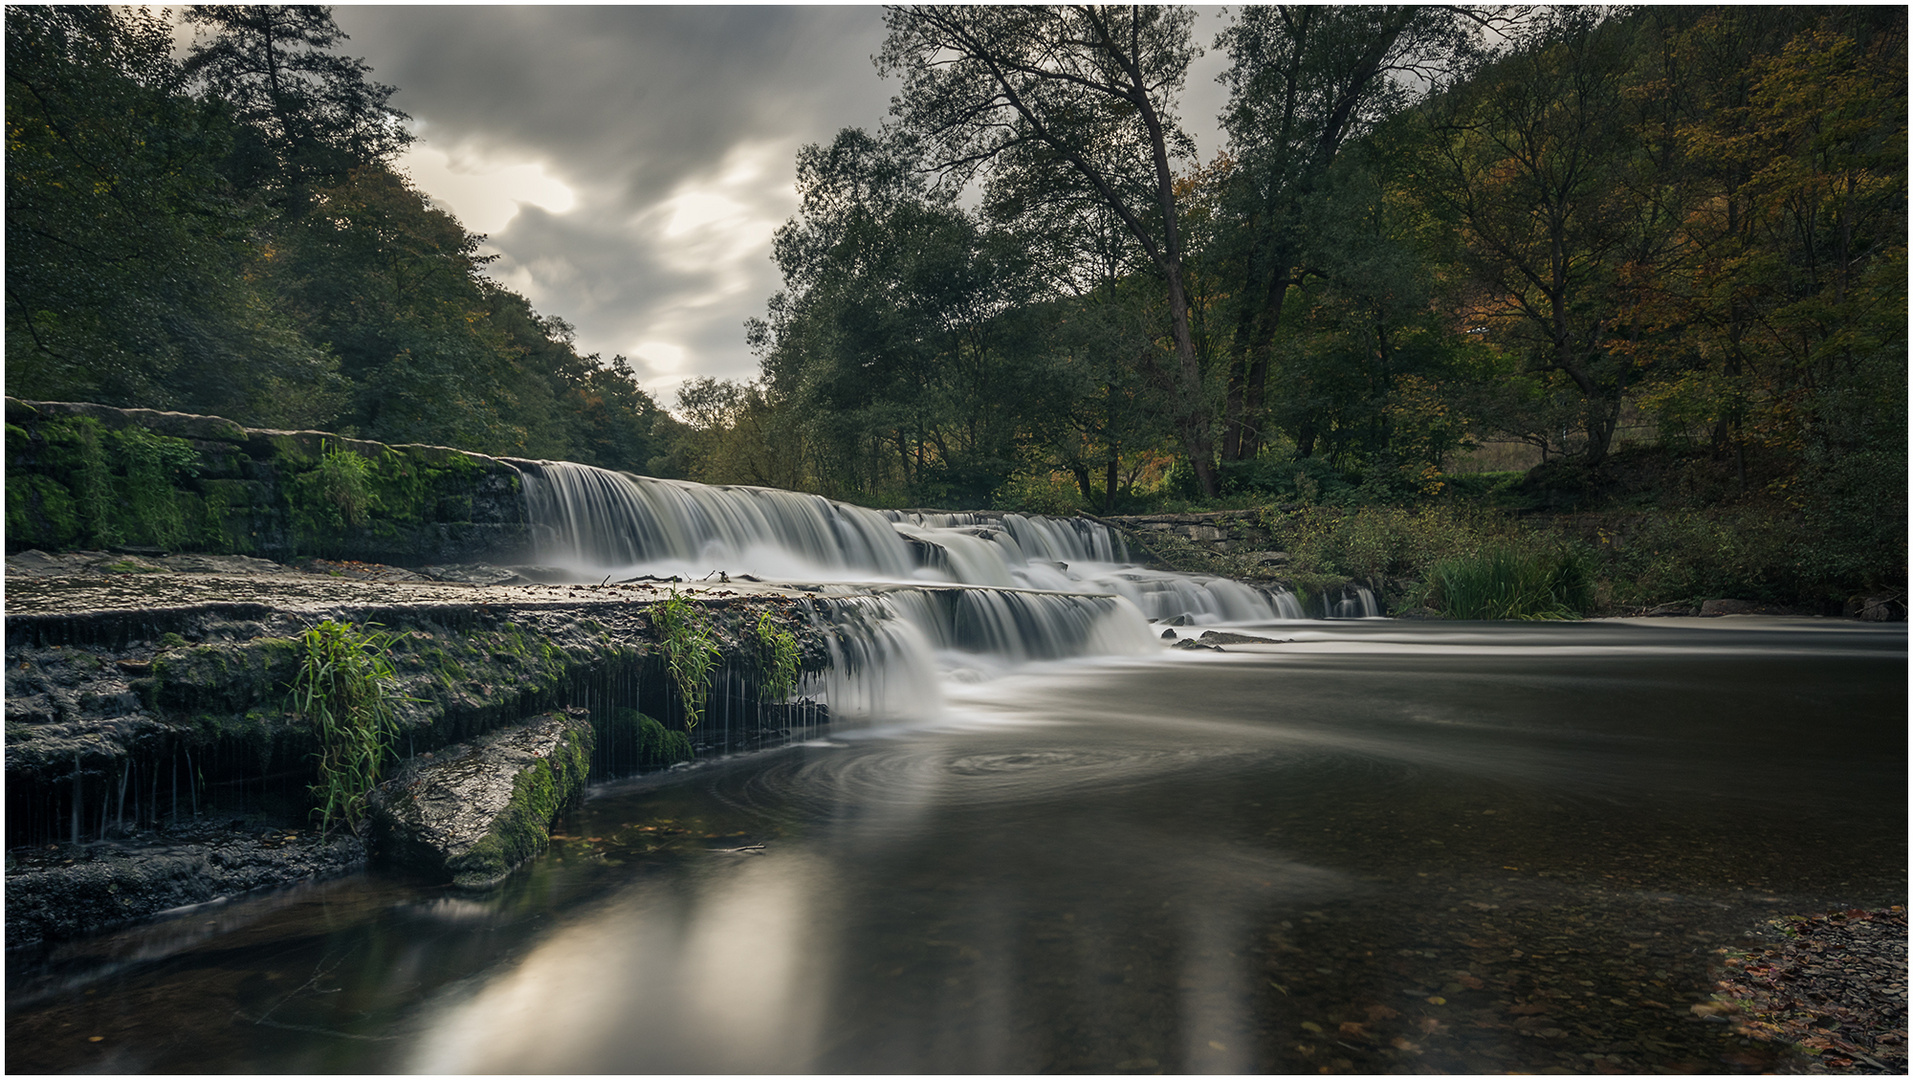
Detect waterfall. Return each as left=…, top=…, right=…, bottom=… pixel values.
left=514, top=461, right=1322, bottom=697
left=1328, top=586, right=1381, bottom=619
left=517, top=461, right=918, bottom=581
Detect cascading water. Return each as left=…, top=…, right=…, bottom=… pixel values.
left=514, top=461, right=1325, bottom=720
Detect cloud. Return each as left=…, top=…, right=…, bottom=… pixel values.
left=331, top=7, right=894, bottom=393
left=401, top=134, right=576, bottom=235
left=326, top=6, right=1234, bottom=401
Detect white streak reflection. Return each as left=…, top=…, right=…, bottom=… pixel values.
left=407, top=852, right=830, bottom=1073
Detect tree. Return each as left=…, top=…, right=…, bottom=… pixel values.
left=879, top=6, right=1224, bottom=494
left=753, top=128, right=1051, bottom=504
left=1212, top=5, right=1498, bottom=463
left=182, top=5, right=411, bottom=212
left=1411, top=9, right=1661, bottom=464
left=5, top=5, right=344, bottom=426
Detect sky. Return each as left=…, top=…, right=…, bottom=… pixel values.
left=311, top=6, right=1235, bottom=406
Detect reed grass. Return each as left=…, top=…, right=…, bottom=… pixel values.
left=290, top=619, right=405, bottom=835
left=652, top=588, right=719, bottom=730
left=1426, top=545, right=1592, bottom=620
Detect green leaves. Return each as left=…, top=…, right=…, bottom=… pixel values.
left=755, top=611, right=801, bottom=704
left=652, top=590, right=719, bottom=732
left=289, top=619, right=404, bottom=836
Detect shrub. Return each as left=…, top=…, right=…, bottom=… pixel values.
left=288, top=441, right=376, bottom=550
left=755, top=611, right=800, bottom=702
left=1425, top=544, right=1592, bottom=620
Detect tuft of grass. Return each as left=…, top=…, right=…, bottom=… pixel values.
left=652, top=588, right=719, bottom=730
left=288, top=441, right=376, bottom=551
left=754, top=610, right=800, bottom=703
left=289, top=619, right=406, bottom=836
left=1424, top=544, right=1592, bottom=620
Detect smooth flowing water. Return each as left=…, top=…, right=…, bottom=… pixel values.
left=8, top=618, right=1903, bottom=1074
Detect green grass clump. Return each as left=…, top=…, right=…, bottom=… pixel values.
left=755, top=611, right=800, bottom=703
left=289, top=619, right=406, bottom=836
left=652, top=589, right=719, bottom=730
left=1425, top=545, right=1592, bottom=620
left=287, top=442, right=376, bottom=550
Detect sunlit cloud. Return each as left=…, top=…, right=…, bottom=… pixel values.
left=402, top=136, right=577, bottom=236
left=633, top=340, right=688, bottom=373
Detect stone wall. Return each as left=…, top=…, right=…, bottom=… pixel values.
left=5, top=398, right=540, bottom=566
left=1100, top=510, right=1293, bottom=574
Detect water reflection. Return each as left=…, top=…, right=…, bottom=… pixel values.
left=6, top=620, right=1903, bottom=1074
left=409, top=852, right=830, bottom=1072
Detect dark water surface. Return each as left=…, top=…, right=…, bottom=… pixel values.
left=8, top=618, right=1905, bottom=1073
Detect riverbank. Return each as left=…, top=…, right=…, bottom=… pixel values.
left=1101, top=504, right=1907, bottom=621
left=4, top=549, right=834, bottom=945
left=1707, top=906, right=1907, bottom=1074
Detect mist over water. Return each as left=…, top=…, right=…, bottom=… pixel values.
left=6, top=467, right=1903, bottom=1073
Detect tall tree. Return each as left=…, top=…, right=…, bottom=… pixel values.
left=5, top=5, right=344, bottom=426
left=182, top=5, right=411, bottom=212
left=879, top=5, right=1223, bottom=494
left=1411, top=8, right=1659, bottom=464
left=1212, top=5, right=1493, bottom=463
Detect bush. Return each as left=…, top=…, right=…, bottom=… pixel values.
left=1597, top=509, right=1800, bottom=607
left=1425, top=544, right=1592, bottom=620
left=652, top=588, right=719, bottom=730
left=1265, top=504, right=1502, bottom=581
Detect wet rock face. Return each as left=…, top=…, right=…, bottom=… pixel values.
left=4, top=825, right=364, bottom=949
left=366, top=711, right=593, bottom=890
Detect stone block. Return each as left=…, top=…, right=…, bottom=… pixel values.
left=366, top=711, right=593, bottom=889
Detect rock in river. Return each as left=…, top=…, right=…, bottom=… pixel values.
left=366, top=710, right=593, bottom=890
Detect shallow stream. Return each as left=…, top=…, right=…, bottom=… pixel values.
left=6, top=616, right=1903, bottom=1073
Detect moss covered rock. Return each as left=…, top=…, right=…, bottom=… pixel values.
left=365, top=710, right=593, bottom=889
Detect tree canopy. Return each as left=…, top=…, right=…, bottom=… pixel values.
left=6, top=4, right=669, bottom=470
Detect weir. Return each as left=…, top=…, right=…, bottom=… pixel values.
left=4, top=434, right=1367, bottom=937
left=515, top=459, right=1309, bottom=629
left=510, top=459, right=1324, bottom=721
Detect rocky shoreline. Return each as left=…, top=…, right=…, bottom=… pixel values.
left=4, top=549, right=833, bottom=949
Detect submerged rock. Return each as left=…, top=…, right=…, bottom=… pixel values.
left=1197, top=630, right=1290, bottom=646
left=366, top=711, right=594, bottom=890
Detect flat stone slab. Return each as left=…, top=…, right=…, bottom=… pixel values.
left=5, top=824, right=364, bottom=949
left=366, top=711, right=594, bottom=890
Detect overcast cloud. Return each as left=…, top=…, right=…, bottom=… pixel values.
left=328, top=6, right=1231, bottom=404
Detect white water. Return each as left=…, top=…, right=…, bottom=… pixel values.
left=515, top=461, right=1329, bottom=717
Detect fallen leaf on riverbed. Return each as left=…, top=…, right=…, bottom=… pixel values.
left=1364, top=1004, right=1400, bottom=1022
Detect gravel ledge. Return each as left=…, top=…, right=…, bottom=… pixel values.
left=1704, top=907, right=1908, bottom=1073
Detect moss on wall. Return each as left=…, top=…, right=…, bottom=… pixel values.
left=6, top=397, right=533, bottom=563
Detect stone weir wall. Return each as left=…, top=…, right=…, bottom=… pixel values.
left=6, top=397, right=542, bottom=566
left=4, top=571, right=831, bottom=946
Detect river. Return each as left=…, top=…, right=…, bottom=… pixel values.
left=7, top=616, right=1903, bottom=1073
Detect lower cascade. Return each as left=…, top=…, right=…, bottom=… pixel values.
left=516, top=460, right=1326, bottom=716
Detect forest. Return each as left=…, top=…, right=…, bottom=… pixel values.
left=7, top=5, right=1906, bottom=611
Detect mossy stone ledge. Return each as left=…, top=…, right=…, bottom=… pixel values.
left=365, top=710, right=593, bottom=889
